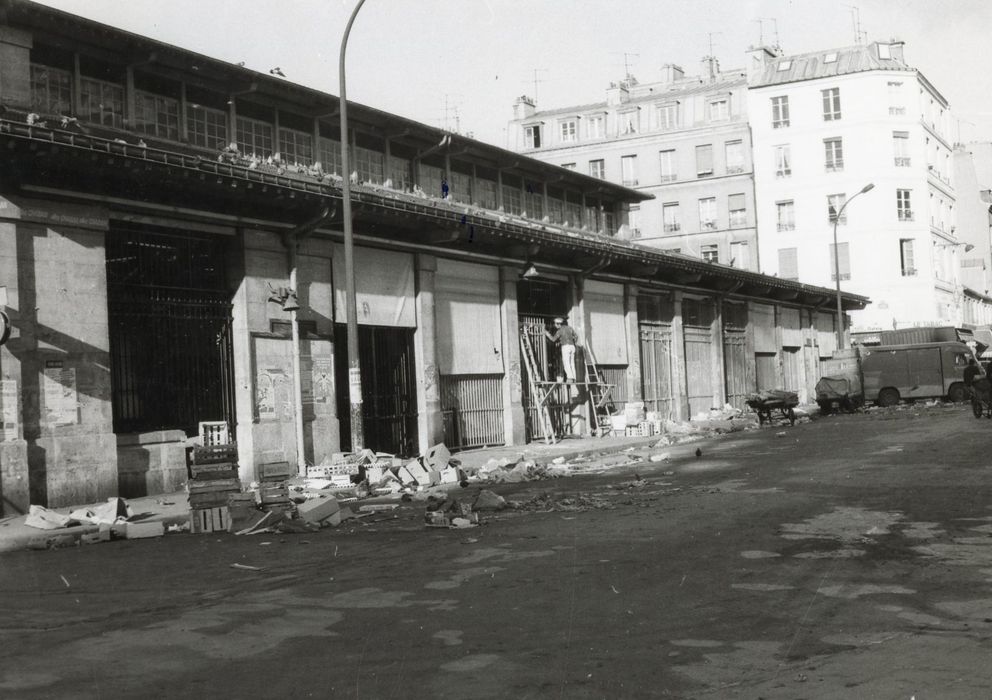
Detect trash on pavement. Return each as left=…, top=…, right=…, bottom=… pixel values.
left=472, top=489, right=507, bottom=511
left=24, top=505, right=78, bottom=530
left=69, top=497, right=131, bottom=526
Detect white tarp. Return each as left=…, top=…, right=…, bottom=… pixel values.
left=584, top=280, right=628, bottom=365
left=435, top=259, right=504, bottom=374
left=332, top=245, right=415, bottom=327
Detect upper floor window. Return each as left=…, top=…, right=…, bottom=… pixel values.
left=897, top=189, right=914, bottom=221
left=619, top=110, right=639, bottom=134
left=829, top=242, right=851, bottom=281
left=779, top=247, right=798, bottom=280
left=133, top=90, right=180, bottom=140
left=354, top=145, right=384, bottom=184
left=708, top=98, right=729, bottom=122
left=695, top=144, right=713, bottom=178
left=186, top=104, right=228, bottom=151
left=893, top=131, right=911, bottom=166
left=900, top=238, right=917, bottom=276
left=827, top=193, right=847, bottom=225
left=776, top=200, right=795, bottom=231
left=659, top=149, right=677, bottom=182
left=888, top=81, right=905, bottom=115
left=653, top=103, right=679, bottom=130
left=387, top=154, right=412, bottom=192
left=589, top=159, right=605, bottom=179
left=774, top=144, right=791, bottom=178
left=628, top=204, right=641, bottom=238
left=29, top=64, right=72, bottom=115
left=824, top=52, right=838, bottom=63
left=698, top=197, right=717, bottom=230
left=279, top=128, right=314, bottom=166
left=524, top=124, right=541, bottom=149
left=561, top=162, right=577, bottom=170
left=725, top=140, right=744, bottom=174
left=701, top=244, right=719, bottom=262
left=822, top=87, right=841, bottom=121
left=559, top=119, right=577, bottom=143
left=728, top=193, right=747, bottom=228
left=236, top=115, right=274, bottom=158
left=80, top=77, right=124, bottom=129
left=771, top=96, right=790, bottom=128
left=621, top=155, right=638, bottom=186
left=663, top=202, right=680, bottom=233
left=824, top=137, right=844, bottom=172
left=320, top=137, right=342, bottom=175
left=586, top=115, right=605, bottom=139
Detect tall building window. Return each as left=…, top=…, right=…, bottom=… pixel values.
left=475, top=177, right=497, bottom=210
left=663, top=202, right=680, bottom=233
left=730, top=241, right=750, bottom=269
left=420, top=163, right=445, bottom=199
left=354, top=145, right=384, bottom=184
left=701, top=244, right=719, bottom=262
left=628, top=204, right=641, bottom=238
left=619, top=110, right=639, bottom=134
left=771, top=96, right=790, bottom=128
left=501, top=183, right=522, bottom=215
left=708, top=98, right=729, bottom=122
left=320, top=138, right=342, bottom=175
left=893, top=131, right=911, bottom=166
left=80, top=77, right=124, bottom=128
left=387, top=155, right=411, bottom=191
left=559, top=119, right=577, bottom=143
left=824, top=137, right=844, bottom=172
left=774, top=144, right=791, bottom=178
left=133, top=90, right=180, bottom=140
left=829, top=242, right=851, bottom=281
left=659, top=149, right=677, bottom=182
left=822, top=87, right=841, bottom=121
left=29, top=64, right=72, bottom=115
left=621, top=155, right=638, bottom=186
left=778, top=248, right=798, bottom=280
left=888, top=81, right=905, bottom=115
left=237, top=116, right=274, bottom=158
left=695, top=144, right=713, bottom=177
left=900, top=238, right=917, bottom=276
left=279, top=128, right=314, bottom=166
left=586, top=115, right=604, bottom=139
left=589, top=159, right=605, bottom=179
left=698, top=197, right=717, bottom=230
left=776, top=200, right=795, bottom=232
left=524, top=124, right=541, bottom=149
left=827, top=193, right=847, bottom=224
left=725, top=140, right=744, bottom=174
left=897, top=189, right=913, bottom=221
left=654, top=103, right=679, bottom=130
left=186, top=104, right=228, bottom=150
left=728, top=193, right=747, bottom=228
left=561, top=162, right=577, bottom=170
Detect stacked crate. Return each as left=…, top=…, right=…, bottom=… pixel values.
left=187, top=444, right=240, bottom=533
left=258, top=461, right=295, bottom=515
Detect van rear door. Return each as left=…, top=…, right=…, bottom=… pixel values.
left=905, top=347, right=943, bottom=399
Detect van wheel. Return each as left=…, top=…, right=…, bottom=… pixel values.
left=947, top=383, right=966, bottom=403
left=877, top=388, right=900, bottom=407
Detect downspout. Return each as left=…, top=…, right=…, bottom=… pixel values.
left=284, top=205, right=334, bottom=476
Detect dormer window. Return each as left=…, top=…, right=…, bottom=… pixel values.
left=524, top=124, right=542, bottom=149
left=878, top=44, right=891, bottom=59
left=559, top=119, right=578, bottom=143
left=824, top=52, right=838, bottom=63
left=777, top=60, right=792, bottom=71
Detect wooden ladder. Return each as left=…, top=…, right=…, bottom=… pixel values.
left=581, top=339, right=615, bottom=436
left=520, top=328, right=556, bottom=444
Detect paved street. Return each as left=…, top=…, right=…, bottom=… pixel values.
left=2, top=405, right=992, bottom=699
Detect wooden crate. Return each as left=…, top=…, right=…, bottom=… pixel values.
left=199, top=421, right=230, bottom=446
left=190, top=506, right=230, bottom=534
left=191, top=444, right=239, bottom=465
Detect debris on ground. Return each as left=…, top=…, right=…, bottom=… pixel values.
left=472, top=489, right=507, bottom=511
left=424, top=495, right=479, bottom=528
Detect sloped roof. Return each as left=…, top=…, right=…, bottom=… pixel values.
left=751, top=44, right=911, bottom=88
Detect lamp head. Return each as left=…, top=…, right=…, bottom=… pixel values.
left=860, top=183, right=875, bottom=194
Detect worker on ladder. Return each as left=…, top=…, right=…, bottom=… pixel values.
left=545, top=316, right=578, bottom=385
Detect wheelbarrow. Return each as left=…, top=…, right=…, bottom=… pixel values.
left=971, top=377, right=992, bottom=419
left=746, top=390, right=799, bottom=426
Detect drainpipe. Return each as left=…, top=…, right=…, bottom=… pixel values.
left=284, top=206, right=334, bottom=475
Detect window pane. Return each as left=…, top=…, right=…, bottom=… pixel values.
left=696, top=144, right=713, bottom=176
left=778, top=248, right=798, bottom=279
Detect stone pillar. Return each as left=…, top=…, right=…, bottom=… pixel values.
left=712, top=298, right=727, bottom=408
left=499, top=267, right=526, bottom=446
left=414, top=254, right=443, bottom=452
left=624, top=284, right=642, bottom=402
left=670, top=291, right=688, bottom=421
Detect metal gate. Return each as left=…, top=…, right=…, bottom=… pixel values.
left=440, top=374, right=505, bottom=449
left=107, top=227, right=236, bottom=436
left=722, top=301, right=751, bottom=409
left=683, top=298, right=715, bottom=417
left=335, top=325, right=418, bottom=456
left=638, top=294, right=675, bottom=419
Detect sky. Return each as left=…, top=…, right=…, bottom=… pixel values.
left=31, top=0, right=992, bottom=148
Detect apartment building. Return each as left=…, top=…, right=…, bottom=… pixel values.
left=748, top=41, right=969, bottom=332
left=508, top=59, right=758, bottom=271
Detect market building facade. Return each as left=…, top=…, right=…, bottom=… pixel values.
left=0, top=0, right=866, bottom=513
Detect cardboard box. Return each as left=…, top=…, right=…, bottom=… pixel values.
left=297, top=496, right=340, bottom=524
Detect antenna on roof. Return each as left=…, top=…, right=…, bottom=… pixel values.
left=525, top=68, right=548, bottom=101
left=759, top=17, right=780, bottom=49
left=844, top=5, right=867, bottom=44
left=611, top=52, right=640, bottom=82
left=753, top=19, right=765, bottom=46
left=707, top=32, right=723, bottom=57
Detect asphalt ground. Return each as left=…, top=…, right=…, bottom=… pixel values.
left=2, top=402, right=991, bottom=699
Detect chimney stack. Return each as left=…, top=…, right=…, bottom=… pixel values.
left=659, top=64, right=685, bottom=84
left=513, top=95, right=536, bottom=121
left=700, top=56, right=720, bottom=82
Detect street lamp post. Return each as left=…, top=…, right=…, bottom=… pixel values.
left=834, top=183, right=875, bottom=349
left=339, top=0, right=368, bottom=451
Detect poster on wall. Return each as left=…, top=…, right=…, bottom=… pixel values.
left=1, top=379, right=17, bottom=440
left=43, top=361, right=78, bottom=426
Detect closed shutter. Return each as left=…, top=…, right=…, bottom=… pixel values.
left=584, top=280, right=627, bottom=364
left=779, top=247, right=798, bottom=280
left=435, top=259, right=503, bottom=374
left=332, top=245, right=415, bottom=327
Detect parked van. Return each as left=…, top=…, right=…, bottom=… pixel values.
left=861, top=341, right=975, bottom=406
